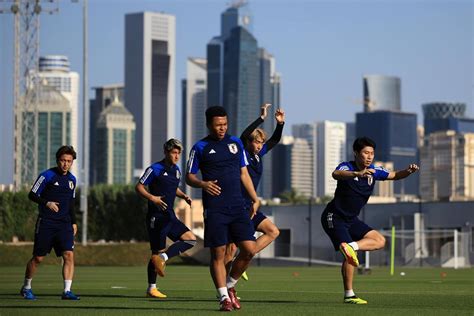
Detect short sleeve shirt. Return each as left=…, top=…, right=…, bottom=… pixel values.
left=328, top=161, right=389, bottom=218
left=30, top=168, right=76, bottom=222
left=139, top=160, right=181, bottom=218
left=187, top=134, right=248, bottom=210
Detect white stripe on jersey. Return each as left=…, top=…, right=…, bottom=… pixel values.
left=32, top=175, right=45, bottom=193
left=139, top=168, right=153, bottom=184
left=242, top=150, right=249, bottom=166
left=187, top=149, right=196, bottom=173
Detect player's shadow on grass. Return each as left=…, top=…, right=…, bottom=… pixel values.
left=0, top=293, right=146, bottom=299
left=148, top=298, right=299, bottom=304
left=3, top=305, right=219, bottom=312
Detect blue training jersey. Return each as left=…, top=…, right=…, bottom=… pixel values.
left=241, top=144, right=269, bottom=204
left=327, top=161, right=389, bottom=218
left=187, top=134, right=248, bottom=210
left=30, top=168, right=76, bottom=222
left=139, top=160, right=181, bottom=218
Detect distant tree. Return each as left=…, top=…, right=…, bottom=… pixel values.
left=278, top=188, right=309, bottom=205
left=317, top=195, right=333, bottom=205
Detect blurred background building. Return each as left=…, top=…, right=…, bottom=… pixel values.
left=125, top=12, right=176, bottom=177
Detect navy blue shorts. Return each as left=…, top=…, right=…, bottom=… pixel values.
left=33, top=217, right=74, bottom=257
left=321, top=208, right=373, bottom=251
left=204, top=207, right=256, bottom=248
left=146, top=215, right=190, bottom=251
left=252, top=211, right=268, bottom=231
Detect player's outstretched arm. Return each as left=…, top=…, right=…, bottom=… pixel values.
left=332, top=168, right=375, bottom=180
left=386, top=164, right=419, bottom=180
left=240, top=167, right=261, bottom=218
left=264, top=108, right=285, bottom=152
left=239, top=103, right=271, bottom=142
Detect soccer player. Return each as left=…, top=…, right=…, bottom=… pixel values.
left=186, top=106, right=260, bottom=311
left=321, top=136, right=419, bottom=304
left=224, top=104, right=285, bottom=280
left=20, top=145, right=79, bottom=300
left=136, top=139, right=196, bottom=299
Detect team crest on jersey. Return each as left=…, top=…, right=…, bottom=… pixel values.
left=176, top=169, right=181, bottom=179
left=228, top=143, right=238, bottom=154
left=255, top=155, right=260, bottom=163
left=367, top=175, right=373, bottom=185
left=69, top=181, right=74, bottom=190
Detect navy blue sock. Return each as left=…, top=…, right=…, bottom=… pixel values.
left=147, top=259, right=157, bottom=284
left=165, top=240, right=196, bottom=259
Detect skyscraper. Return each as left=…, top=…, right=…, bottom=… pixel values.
left=422, top=102, right=474, bottom=135
left=207, top=4, right=276, bottom=136
left=89, top=84, right=124, bottom=184
left=316, top=121, right=346, bottom=198
left=222, top=26, right=259, bottom=136
left=125, top=12, right=176, bottom=176
left=420, top=131, right=474, bottom=201
left=356, top=111, right=418, bottom=197
left=16, top=82, right=71, bottom=184
left=292, top=123, right=317, bottom=197
left=182, top=57, right=207, bottom=197
left=272, top=136, right=313, bottom=198
left=95, top=96, right=136, bottom=184
left=345, top=122, right=356, bottom=161
left=258, top=48, right=277, bottom=199
left=363, top=75, right=401, bottom=112
left=35, top=55, right=79, bottom=175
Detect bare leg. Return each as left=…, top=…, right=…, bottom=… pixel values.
left=210, top=246, right=227, bottom=288
left=229, top=240, right=256, bottom=280
left=354, top=230, right=386, bottom=251
left=224, top=243, right=238, bottom=275
left=341, top=260, right=354, bottom=291
left=62, top=251, right=74, bottom=281
left=255, top=219, right=280, bottom=253
left=25, top=256, right=44, bottom=279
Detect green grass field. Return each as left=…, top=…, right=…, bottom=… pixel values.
left=0, top=266, right=473, bottom=315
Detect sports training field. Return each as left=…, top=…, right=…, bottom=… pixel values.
left=1, top=266, right=472, bottom=315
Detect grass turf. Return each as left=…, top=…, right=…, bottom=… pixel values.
left=0, top=266, right=473, bottom=315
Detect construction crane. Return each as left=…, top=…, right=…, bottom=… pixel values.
left=2, top=0, right=89, bottom=246
left=228, top=0, right=248, bottom=9
left=350, top=98, right=377, bottom=112
left=1, top=0, right=59, bottom=188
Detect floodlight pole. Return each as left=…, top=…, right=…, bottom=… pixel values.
left=80, top=0, right=89, bottom=246
left=308, top=197, right=312, bottom=267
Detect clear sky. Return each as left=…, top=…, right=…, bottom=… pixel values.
left=0, top=0, right=472, bottom=184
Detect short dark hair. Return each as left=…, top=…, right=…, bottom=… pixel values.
left=205, top=106, right=227, bottom=126
left=56, top=145, right=77, bottom=162
left=353, top=137, right=376, bottom=152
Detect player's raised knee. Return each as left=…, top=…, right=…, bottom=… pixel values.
left=376, top=235, right=386, bottom=249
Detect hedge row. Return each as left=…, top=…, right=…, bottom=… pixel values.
left=0, top=185, right=150, bottom=242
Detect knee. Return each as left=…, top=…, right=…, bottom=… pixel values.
left=240, top=246, right=256, bottom=260
left=211, top=248, right=226, bottom=262
left=377, top=236, right=386, bottom=249
left=32, top=256, right=44, bottom=264
left=63, top=251, right=74, bottom=262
